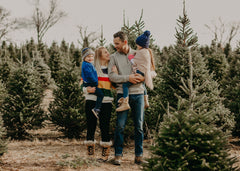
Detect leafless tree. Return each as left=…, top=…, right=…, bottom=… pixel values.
left=0, top=6, right=18, bottom=42
left=22, top=0, right=67, bottom=44
left=205, top=17, right=240, bottom=47
left=77, top=26, right=99, bottom=49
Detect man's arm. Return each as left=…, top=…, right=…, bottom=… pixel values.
left=108, top=55, right=129, bottom=83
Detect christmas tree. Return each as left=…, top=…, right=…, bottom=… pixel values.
left=0, top=81, right=7, bottom=156
left=144, top=2, right=237, bottom=170
left=222, top=42, right=240, bottom=136
left=2, top=63, right=45, bottom=139
left=146, top=1, right=234, bottom=133
left=48, top=41, right=65, bottom=81
left=48, top=58, right=86, bottom=139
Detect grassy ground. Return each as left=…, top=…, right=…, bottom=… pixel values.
left=0, top=125, right=151, bottom=171
left=0, top=89, right=239, bottom=170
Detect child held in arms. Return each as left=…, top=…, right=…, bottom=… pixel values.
left=81, top=48, right=104, bottom=118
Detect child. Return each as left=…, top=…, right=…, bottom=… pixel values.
left=115, top=30, right=157, bottom=112
left=81, top=47, right=104, bottom=118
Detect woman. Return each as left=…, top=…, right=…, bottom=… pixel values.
left=83, top=47, right=113, bottom=162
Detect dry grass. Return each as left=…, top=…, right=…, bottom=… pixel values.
left=0, top=125, right=151, bottom=171
left=0, top=89, right=150, bottom=170
left=0, top=89, right=239, bottom=170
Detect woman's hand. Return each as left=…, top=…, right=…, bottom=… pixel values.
left=87, top=86, right=96, bottom=93
left=112, top=65, right=118, bottom=74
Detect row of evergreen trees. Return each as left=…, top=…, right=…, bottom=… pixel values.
left=0, top=2, right=239, bottom=169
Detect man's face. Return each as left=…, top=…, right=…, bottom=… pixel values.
left=113, top=37, right=126, bottom=53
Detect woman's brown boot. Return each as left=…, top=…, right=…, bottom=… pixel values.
left=84, top=140, right=96, bottom=155
left=99, top=141, right=112, bottom=162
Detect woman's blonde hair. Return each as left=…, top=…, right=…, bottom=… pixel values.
left=94, top=47, right=107, bottom=77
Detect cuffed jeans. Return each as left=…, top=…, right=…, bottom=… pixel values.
left=114, top=93, right=144, bottom=157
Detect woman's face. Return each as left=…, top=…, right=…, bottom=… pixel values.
left=100, top=48, right=110, bottom=61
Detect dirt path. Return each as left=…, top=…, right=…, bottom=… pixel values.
left=0, top=89, right=240, bottom=170
left=0, top=128, right=151, bottom=170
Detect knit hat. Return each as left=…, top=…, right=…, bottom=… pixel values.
left=136, top=30, right=151, bottom=48
left=82, top=47, right=95, bottom=60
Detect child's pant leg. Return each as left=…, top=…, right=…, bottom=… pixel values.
left=122, top=82, right=133, bottom=98
left=94, top=87, right=104, bottom=110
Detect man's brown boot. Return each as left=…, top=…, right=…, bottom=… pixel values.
left=112, top=156, right=122, bottom=165
left=135, top=156, right=148, bottom=165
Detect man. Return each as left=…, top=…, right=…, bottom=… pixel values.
left=108, top=31, right=146, bottom=165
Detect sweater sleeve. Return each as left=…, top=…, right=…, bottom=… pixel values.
left=82, top=63, right=98, bottom=84
left=108, top=55, right=129, bottom=83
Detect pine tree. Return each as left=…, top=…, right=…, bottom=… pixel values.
left=49, top=58, right=86, bottom=139
left=144, top=72, right=238, bottom=170
left=204, top=42, right=229, bottom=82
left=146, top=2, right=234, bottom=133
left=0, top=81, right=7, bottom=156
left=222, top=42, right=240, bottom=136
left=0, top=57, right=11, bottom=83
left=48, top=41, right=64, bottom=81
left=98, top=25, right=107, bottom=47
left=32, top=51, right=54, bottom=89
left=2, top=63, right=45, bottom=139
left=144, top=3, right=238, bottom=167
left=69, top=42, right=81, bottom=67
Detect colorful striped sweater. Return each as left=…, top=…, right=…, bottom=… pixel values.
left=82, top=66, right=114, bottom=103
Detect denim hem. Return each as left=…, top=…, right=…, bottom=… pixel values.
left=135, top=153, right=143, bottom=157
left=115, top=153, right=123, bottom=157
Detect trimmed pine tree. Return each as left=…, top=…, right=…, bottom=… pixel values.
left=144, top=22, right=238, bottom=170
left=48, top=58, right=86, bottom=139
left=0, top=81, right=7, bottom=156
left=2, top=63, right=45, bottom=139
left=146, top=2, right=234, bottom=133
left=222, top=43, right=240, bottom=136
left=48, top=41, right=64, bottom=81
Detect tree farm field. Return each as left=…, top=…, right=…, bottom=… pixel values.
left=0, top=89, right=151, bottom=171
left=0, top=89, right=239, bottom=171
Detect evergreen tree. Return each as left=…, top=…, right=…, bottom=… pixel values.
left=37, top=42, right=50, bottom=63
left=2, top=63, right=45, bottom=139
left=204, top=42, right=229, bottom=82
left=48, top=41, right=64, bottom=81
left=144, top=4, right=237, bottom=167
left=32, top=51, right=54, bottom=89
left=69, top=42, right=81, bottom=67
left=144, top=71, right=238, bottom=170
left=49, top=58, right=86, bottom=139
left=222, top=43, right=240, bottom=136
left=0, top=81, right=7, bottom=156
left=146, top=2, right=234, bottom=133
left=98, top=25, right=107, bottom=47
left=0, top=57, right=11, bottom=83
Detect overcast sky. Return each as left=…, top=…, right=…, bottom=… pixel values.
left=0, top=0, right=240, bottom=48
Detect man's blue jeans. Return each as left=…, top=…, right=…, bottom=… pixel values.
left=114, top=93, right=144, bottom=157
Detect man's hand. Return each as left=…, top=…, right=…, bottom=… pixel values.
left=86, top=86, right=96, bottom=93
left=129, top=74, right=144, bottom=84
left=135, top=73, right=145, bottom=82
left=112, top=65, right=118, bottom=74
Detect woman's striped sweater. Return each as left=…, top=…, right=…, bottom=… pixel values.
left=82, top=66, right=114, bottom=103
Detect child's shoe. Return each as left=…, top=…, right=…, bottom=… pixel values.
left=144, top=95, right=150, bottom=109
left=92, top=108, right=100, bottom=119
left=116, top=97, right=130, bottom=112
